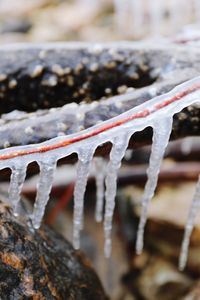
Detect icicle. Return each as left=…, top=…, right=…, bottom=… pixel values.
left=149, top=0, right=163, bottom=35
left=94, top=157, right=107, bottom=223
left=194, top=0, right=200, bottom=22
left=136, top=116, right=173, bottom=255
left=169, top=0, right=182, bottom=31
left=131, top=0, right=143, bottom=36
left=73, top=147, right=95, bottom=250
left=31, top=161, right=57, bottom=229
left=114, top=0, right=130, bottom=34
left=104, top=133, right=131, bottom=258
left=9, top=165, right=27, bottom=216
left=179, top=175, right=200, bottom=270
left=181, top=137, right=193, bottom=155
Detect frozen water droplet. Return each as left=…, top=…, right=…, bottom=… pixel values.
left=94, top=157, right=107, bottom=223
left=31, top=161, right=57, bottom=229
left=179, top=175, right=200, bottom=270
left=9, top=165, right=27, bottom=216
left=136, top=117, right=173, bottom=255
left=73, top=147, right=96, bottom=250
left=104, top=133, right=131, bottom=258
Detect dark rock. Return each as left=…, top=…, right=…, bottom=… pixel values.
left=0, top=201, right=108, bottom=300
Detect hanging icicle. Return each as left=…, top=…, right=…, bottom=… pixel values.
left=73, top=147, right=96, bottom=250
left=104, top=133, right=131, bottom=258
left=179, top=175, right=200, bottom=270
left=0, top=72, right=199, bottom=268
left=9, top=165, right=27, bottom=216
left=148, top=0, right=163, bottom=35
left=136, top=116, right=173, bottom=255
left=31, top=160, right=57, bottom=229
left=94, top=157, right=107, bottom=223
left=131, top=0, right=143, bottom=36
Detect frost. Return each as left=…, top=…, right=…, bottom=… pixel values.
left=94, top=157, right=107, bottom=223
left=179, top=175, right=200, bottom=270
left=136, top=117, right=173, bottom=254
left=31, top=161, right=57, bottom=229
left=104, top=133, right=131, bottom=257
left=73, top=147, right=96, bottom=250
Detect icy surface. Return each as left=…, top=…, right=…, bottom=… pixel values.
left=9, top=165, right=27, bottom=216
left=94, top=157, right=107, bottom=223
left=73, top=147, right=96, bottom=249
left=104, top=133, right=131, bottom=258
left=31, top=161, right=57, bottom=229
left=136, top=117, right=173, bottom=254
left=0, top=74, right=199, bottom=267
left=179, top=175, right=200, bottom=270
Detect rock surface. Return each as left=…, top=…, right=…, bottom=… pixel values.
left=0, top=200, right=108, bottom=300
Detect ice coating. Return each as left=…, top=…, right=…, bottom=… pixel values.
left=179, top=175, right=200, bottom=270
left=73, top=147, right=96, bottom=250
left=31, top=161, right=57, bottom=229
left=0, top=75, right=198, bottom=266
left=104, top=133, right=131, bottom=258
left=136, top=117, right=173, bottom=254
left=9, top=165, right=27, bottom=216
left=94, top=157, right=107, bottom=223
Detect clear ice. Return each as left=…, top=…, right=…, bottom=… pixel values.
left=31, top=161, right=57, bottom=229
left=0, top=72, right=199, bottom=268
left=9, top=165, right=27, bottom=216
left=73, top=147, right=95, bottom=249
left=136, top=117, right=173, bottom=255
left=104, top=133, right=131, bottom=258
left=179, top=175, right=200, bottom=270
left=94, top=157, right=107, bottom=223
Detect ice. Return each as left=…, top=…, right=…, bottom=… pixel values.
left=94, top=157, right=107, bottom=223
left=0, top=71, right=199, bottom=263
left=179, top=175, right=200, bottom=270
left=194, top=0, right=200, bottom=21
left=9, top=165, right=27, bottom=216
left=181, top=137, right=193, bottom=155
left=114, top=0, right=130, bottom=34
left=131, top=0, right=143, bottom=35
left=136, top=117, right=173, bottom=255
left=31, top=161, right=57, bottom=229
left=73, top=147, right=95, bottom=250
left=148, top=0, right=163, bottom=35
left=104, top=133, right=131, bottom=258
left=169, top=0, right=182, bottom=30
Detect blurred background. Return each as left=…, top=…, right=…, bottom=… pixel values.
left=1, top=1, right=200, bottom=299
left=0, top=0, right=200, bottom=44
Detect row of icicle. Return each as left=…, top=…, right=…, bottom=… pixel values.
left=114, top=0, right=200, bottom=37
left=2, top=75, right=200, bottom=270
